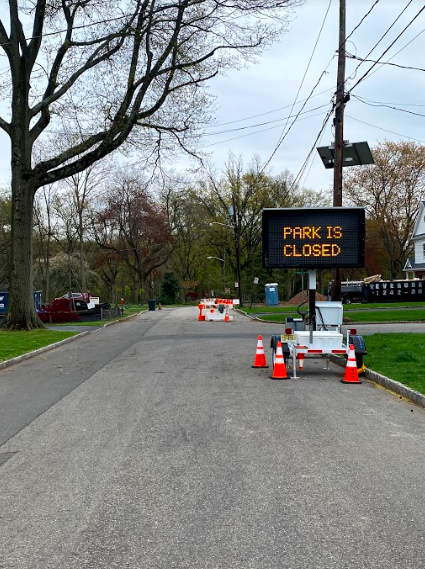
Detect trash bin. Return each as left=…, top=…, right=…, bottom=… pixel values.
left=265, top=283, right=279, bottom=306
left=148, top=300, right=156, bottom=311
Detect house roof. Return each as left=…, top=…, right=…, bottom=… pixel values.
left=412, top=201, right=425, bottom=239
left=411, top=232, right=425, bottom=241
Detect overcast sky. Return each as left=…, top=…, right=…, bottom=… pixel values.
left=0, top=0, right=424, bottom=195
left=194, top=0, right=425, bottom=195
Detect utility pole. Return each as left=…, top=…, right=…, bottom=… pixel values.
left=332, top=0, right=346, bottom=301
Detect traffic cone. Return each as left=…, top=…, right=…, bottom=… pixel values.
left=252, top=335, right=268, bottom=368
left=198, top=303, right=205, bottom=321
left=270, top=340, right=289, bottom=380
left=341, top=344, right=362, bottom=384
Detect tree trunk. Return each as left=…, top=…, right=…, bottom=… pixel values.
left=2, top=172, right=42, bottom=330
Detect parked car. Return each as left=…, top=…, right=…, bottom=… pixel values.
left=341, top=283, right=364, bottom=304
left=37, top=296, right=111, bottom=323
left=61, top=292, right=90, bottom=301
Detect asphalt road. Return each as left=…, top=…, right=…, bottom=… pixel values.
left=1, top=308, right=425, bottom=568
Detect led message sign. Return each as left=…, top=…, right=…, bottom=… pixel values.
left=263, top=208, right=365, bottom=269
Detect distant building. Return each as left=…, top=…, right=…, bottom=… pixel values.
left=404, top=200, right=425, bottom=279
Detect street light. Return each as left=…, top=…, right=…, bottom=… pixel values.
left=207, top=256, right=225, bottom=290
left=209, top=209, right=242, bottom=306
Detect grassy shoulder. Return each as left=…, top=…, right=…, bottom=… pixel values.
left=0, top=329, right=78, bottom=363
left=242, top=304, right=425, bottom=323
left=363, top=333, right=425, bottom=394
left=244, top=301, right=425, bottom=313
left=345, top=309, right=425, bottom=323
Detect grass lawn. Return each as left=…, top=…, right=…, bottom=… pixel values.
left=345, top=309, right=425, bottom=323
left=242, top=306, right=300, bottom=314
left=0, top=329, right=78, bottom=363
left=243, top=305, right=425, bottom=323
left=252, top=312, right=301, bottom=322
left=364, top=334, right=425, bottom=395
left=344, top=301, right=425, bottom=309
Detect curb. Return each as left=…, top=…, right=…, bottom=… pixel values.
left=0, top=310, right=147, bottom=371
left=329, top=354, right=425, bottom=409
left=102, top=310, right=146, bottom=327
left=0, top=331, right=91, bottom=372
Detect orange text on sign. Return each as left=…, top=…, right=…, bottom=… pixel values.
left=283, top=244, right=342, bottom=257
left=283, top=226, right=343, bottom=239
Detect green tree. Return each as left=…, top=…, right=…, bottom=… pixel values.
left=199, top=155, right=329, bottom=304
left=158, top=272, right=181, bottom=305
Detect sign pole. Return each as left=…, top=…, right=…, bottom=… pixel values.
left=308, top=270, right=316, bottom=346
left=332, top=0, right=346, bottom=302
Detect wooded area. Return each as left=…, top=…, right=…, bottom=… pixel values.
left=2, top=140, right=425, bottom=311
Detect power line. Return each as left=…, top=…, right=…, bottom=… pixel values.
left=260, top=0, right=334, bottom=173
left=285, top=0, right=383, bottom=191
left=353, top=94, right=425, bottom=119
left=300, top=126, right=326, bottom=189
left=42, top=105, right=331, bottom=142
left=289, top=107, right=335, bottom=191
left=349, top=3, right=425, bottom=92
left=201, top=86, right=336, bottom=130
left=259, top=66, right=332, bottom=173
left=345, top=0, right=382, bottom=43
left=345, top=114, right=425, bottom=144
left=276, top=0, right=333, bottom=138
left=203, top=110, right=330, bottom=148
left=201, top=104, right=330, bottom=137
left=200, top=0, right=382, bottom=133
left=345, top=0, right=415, bottom=85
left=357, top=27, right=425, bottom=83
left=353, top=95, right=425, bottom=108
left=347, top=52, right=425, bottom=73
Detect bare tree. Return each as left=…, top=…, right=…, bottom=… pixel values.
left=94, top=173, right=173, bottom=302
left=62, top=164, right=105, bottom=295
left=0, top=0, right=299, bottom=329
left=51, top=190, right=81, bottom=300
left=33, top=185, right=56, bottom=303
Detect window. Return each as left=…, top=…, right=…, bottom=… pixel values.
left=423, top=243, right=425, bottom=258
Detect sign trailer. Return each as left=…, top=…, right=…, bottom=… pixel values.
left=262, top=207, right=367, bottom=378
left=262, top=207, right=365, bottom=269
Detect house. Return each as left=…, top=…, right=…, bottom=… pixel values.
left=404, top=200, right=425, bottom=279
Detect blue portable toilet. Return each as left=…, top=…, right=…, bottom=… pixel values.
left=265, top=283, right=279, bottom=306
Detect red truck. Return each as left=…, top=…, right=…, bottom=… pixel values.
left=37, top=294, right=110, bottom=323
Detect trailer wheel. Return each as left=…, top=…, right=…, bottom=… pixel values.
left=271, top=346, right=277, bottom=368
left=356, top=353, right=366, bottom=375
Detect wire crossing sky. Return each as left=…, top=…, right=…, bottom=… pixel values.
left=0, top=0, right=424, bottom=193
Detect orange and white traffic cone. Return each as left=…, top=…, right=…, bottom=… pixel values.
left=270, top=340, right=289, bottom=380
left=341, top=344, right=362, bottom=384
left=198, top=303, right=205, bottom=321
left=252, top=335, right=268, bottom=368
